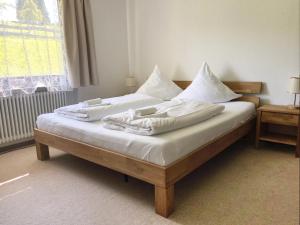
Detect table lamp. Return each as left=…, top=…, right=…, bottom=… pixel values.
left=288, top=76, right=300, bottom=109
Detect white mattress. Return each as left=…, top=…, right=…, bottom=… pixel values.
left=36, top=101, right=255, bottom=166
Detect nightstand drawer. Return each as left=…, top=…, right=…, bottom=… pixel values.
left=261, top=112, right=299, bottom=126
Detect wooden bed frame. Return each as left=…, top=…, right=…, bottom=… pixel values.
left=34, top=81, right=262, bottom=217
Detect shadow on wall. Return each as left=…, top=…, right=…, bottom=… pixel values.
left=260, top=83, right=270, bottom=104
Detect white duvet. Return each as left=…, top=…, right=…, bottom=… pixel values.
left=103, top=99, right=225, bottom=135
left=54, top=94, right=163, bottom=121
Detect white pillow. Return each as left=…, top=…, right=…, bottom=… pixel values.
left=136, top=66, right=182, bottom=100
left=174, top=62, right=241, bottom=103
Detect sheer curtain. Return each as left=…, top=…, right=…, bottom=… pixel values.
left=0, top=0, right=70, bottom=97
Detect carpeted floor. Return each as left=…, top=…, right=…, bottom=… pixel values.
left=0, top=141, right=299, bottom=225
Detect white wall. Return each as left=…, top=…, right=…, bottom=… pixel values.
left=130, top=0, right=300, bottom=104
left=78, top=0, right=129, bottom=101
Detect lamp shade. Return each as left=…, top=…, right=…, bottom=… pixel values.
left=126, top=76, right=137, bottom=87
left=288, top=77, right=300, bottom=94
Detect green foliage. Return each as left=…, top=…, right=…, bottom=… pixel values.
left=17, top=0, right=49, bottom=24
left=0, top=0, right=10, bottom=10
left=0, top=22, right=64, bottom=77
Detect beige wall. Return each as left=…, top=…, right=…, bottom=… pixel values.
left=78, top=0, right=129, bottom=101
left=130, top=0, right=300, bottom=104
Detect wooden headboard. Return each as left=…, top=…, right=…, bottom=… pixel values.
left=174, top=81, right=262, bottom=108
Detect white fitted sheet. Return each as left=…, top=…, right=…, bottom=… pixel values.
left=36, top=101, right=255, bottom=166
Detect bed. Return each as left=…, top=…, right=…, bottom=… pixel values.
left=34, top=81, right=262, bottom=217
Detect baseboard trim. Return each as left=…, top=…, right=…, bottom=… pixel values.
left=0, top=140, right=35, bottom=154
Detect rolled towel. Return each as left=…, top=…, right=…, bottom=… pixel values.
left=81, top=98, right=102, bottom=107
left=134, top=107, right=157, bottom=116
left=128, top=109, right=167, bottom=120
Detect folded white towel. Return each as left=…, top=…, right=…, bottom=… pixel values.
left=134, top=107, right=157, bottom=116
left=81, top=98, right=102, bottom=107
left=103, top=99, right=225, bottom=135
left=128, top=109, right=167, bottom=120
left=54, top=94, right=163, bottom=121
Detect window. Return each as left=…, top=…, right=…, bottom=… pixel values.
left=0, top=0, right=69, bottom=97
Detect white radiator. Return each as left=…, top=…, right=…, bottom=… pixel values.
left=0, top=91, right=77, bottom=147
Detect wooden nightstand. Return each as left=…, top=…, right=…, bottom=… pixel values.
left=256, top=105, right=300, bottom=157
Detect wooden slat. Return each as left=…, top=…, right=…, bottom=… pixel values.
left=34, top=129, right=167, bottom=187
left=258, top=105, right=300, bottom=115
left=165, top=118, right=255, bottom=185
left=261, top=111, right=299, bottom=127
left=259, top=133, right=297, bottom=146
left=174, top=80, right=262, bottom=94
left=223, top=81, right=262, bottom=94
left=297, top=113, right=300, bottom=157
left=173, top=81, right=191, bottom=90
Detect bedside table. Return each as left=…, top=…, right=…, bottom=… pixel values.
left=256, top=105, right=300, bottom=157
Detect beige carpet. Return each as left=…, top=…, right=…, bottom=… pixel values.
left=0, top=141, right=299, bottom=225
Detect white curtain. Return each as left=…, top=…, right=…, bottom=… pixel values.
left=0, top=0, right=70, bottom=97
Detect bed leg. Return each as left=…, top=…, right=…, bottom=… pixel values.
left=36, top=142, right=50, bottom=161
left=155, top=184, right=174, bottom=217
